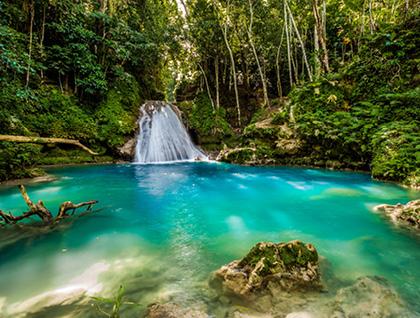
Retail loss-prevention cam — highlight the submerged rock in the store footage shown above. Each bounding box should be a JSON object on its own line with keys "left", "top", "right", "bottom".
{"left": 212, "top": 241, "right": 321, "bottom": 297}
{"left": 145, "top": 303, "right": 208, "bottom": 318}
{"left": 328, "top": 276, "right": 413, "bottom": 318}
{"left": 374, "top": 199, "right": 420, "bottom": 231}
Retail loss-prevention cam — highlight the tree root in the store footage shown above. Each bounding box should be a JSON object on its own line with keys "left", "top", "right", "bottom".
{"left": 0, "top": 185, "right": 98, "bottom": 226}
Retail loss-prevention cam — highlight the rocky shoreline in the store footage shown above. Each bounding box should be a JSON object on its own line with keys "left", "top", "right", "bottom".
{"left": 374, "top": 200, "right": 420, "bottom": 232}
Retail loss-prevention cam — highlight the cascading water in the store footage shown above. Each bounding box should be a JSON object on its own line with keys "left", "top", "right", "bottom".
{"left": 134, "top": 101, "right": 207, "bottom": 163}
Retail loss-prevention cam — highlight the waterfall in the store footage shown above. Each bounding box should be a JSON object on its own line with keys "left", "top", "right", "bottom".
{"left": 134, "top": 101, "right": 207, "bottom": 163}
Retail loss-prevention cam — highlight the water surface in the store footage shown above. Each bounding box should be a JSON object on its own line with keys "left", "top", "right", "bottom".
{"left": 0, "top": 163, "right": 419, "bottom": 316}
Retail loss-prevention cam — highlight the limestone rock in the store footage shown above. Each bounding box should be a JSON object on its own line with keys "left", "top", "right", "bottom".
{"left": 145, "top": 303, "right": 208, "bottom": 318}
{"left": 212, "top": 241, "right": 321, "bottom": 297}
{"left": 374, "top": 199, "right": 420, "bottom": 230}
{"left": 118, "top": 137, "right": 137, "bottom": 160}
{"left": 329, "top": 276, "right": 413, "bottom": 318}
{"left": 285, "top": 312, "right": 314, "bottom": 318}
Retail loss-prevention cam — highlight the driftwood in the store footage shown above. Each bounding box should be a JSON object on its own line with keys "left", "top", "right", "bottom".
{"left": 0, "top": 135, "right": 98, "bottom": 155}
{"left": 0, "top": 185, "right": 98, "bottom": 226}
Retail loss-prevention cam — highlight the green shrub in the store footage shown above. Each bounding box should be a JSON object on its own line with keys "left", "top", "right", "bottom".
{"left": 183, "top": 93, "right": 232, "bottom": 139}
{"left": 0, "top": 143, "right": 43, "bottom": 181}
{"left": 371, "top": 121, "right": 420, "bottom": 185}
{"left": 95, "top": 77, "right": 141, "bottom": 150}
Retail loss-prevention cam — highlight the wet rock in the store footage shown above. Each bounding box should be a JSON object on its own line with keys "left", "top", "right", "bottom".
{"left": 328, "top": 276, "right": 413, "bottom": 318}
{"left": 212, "top": 241, "right": 321, "bottom": 298}
{"left": 374, "top": 199, "right": 420, "bottom": 230}
{"left": 145, "top": 303, "right": 208, "bottom": 318}
{"left": 118, "top": 137, "right": 137, "bottom": 160}
{"left": 285, "top": 312, "right": 314, "bottom": 318}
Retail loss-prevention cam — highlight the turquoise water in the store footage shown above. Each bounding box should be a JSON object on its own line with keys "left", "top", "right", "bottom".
{"left": 0, "top": 163, "right": 419, "bottom": 316}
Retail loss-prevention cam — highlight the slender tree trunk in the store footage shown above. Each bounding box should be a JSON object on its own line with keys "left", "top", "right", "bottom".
{"left": 314, "top": 25, "right": 321, "bottom": 78}
{"left": 198, "top": 63, "right": 215, "bottom": 110}
{"left": 25, "top": 0, "right": 35, "bottom": 88}
{"left": 223, "top": 57, "right": 227, "bottom": 85}
{"left": 312, "top": 0, "right": 330, "bottom": 73}
{"left": 215, "top": 55, "right": 220, "bottom": 109}
{"left": 358, "top": 0, "right": 366, "bottom": 51}
{"left": 368, "top": 0, "right": 375, "bottom": 34}
{"left": 179, "top": 0, "right": 189, "bottom": 16}
{"left": 284, "top": 1, "right": 293, "bottom": 87}
{"left": 291, "top": 38, "right": 299, "bottom": 84}
{"left": 247, "top": 0, "right": 269, "bottom": 107}
{"left": 40, "top": 4, "right": 46, "bottom": 80}
{"left": 244, "top": 56, "right": 250, "bottom": 89}
{"left": 276, "top": 25, "right": 285, "bottom": 98}
{"left": 286, "top": 2, "right": 313, "bottom": 82}
{"left": 215, "top": 0, "right": 241, "bottom": 125}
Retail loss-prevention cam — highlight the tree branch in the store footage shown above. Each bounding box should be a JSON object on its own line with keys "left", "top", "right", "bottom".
{"left": 0, "top": 185, "right": 98, "bottom": 226}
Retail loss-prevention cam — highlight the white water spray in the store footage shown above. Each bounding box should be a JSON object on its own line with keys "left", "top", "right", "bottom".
{"left": 134, "top": 101, "right": 207, "bottom": 163}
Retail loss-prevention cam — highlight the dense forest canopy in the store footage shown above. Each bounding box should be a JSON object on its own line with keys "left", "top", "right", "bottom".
{"left": 0, "top": 0, "right": 419, "bottom": 186}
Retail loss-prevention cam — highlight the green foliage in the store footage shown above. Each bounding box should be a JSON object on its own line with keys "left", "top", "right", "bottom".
{"left": 95, "top": 77, "right": 140, "bottom": 150}
{"left": 181, "top": 93, "right": 232, "bottom": 140}
{"left": 0, "top": 143, "right": 43, "bottom": 181}
{"left": 91, "top": 285, "right": 137, "bottom": 318}
{"left": 0, "top": 26, "right": 30, "bottom": 78}
{"left": 286, "top": 17, "right": 420, "bottom": 184}
{"left": 271, "top": 110, "right": 288, "bottom": 125}
{"left": 371, "top": 122, "right": 420, "bottom": 184}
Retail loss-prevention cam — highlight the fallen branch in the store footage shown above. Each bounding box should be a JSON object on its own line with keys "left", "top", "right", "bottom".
{"left": 0, "top": 135, "right": 98, "bottom": 155}
{"left": 0, "top": 185, "right": 98, "bottom": 225}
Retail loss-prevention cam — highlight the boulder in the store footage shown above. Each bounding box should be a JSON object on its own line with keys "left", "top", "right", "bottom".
{"left": 212, "top": 241, "right": 321, "bottom": 297}
{"left": 328, "top": 276, "right": 413, "bottom": 318}
{"left": 374, "top": 199, "right": 420, "bottom": 230}
{"left": 118, "top": 137, "right": 137, "bottom": 160}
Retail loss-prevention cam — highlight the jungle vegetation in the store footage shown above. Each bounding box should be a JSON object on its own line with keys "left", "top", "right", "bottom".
{"left": 0, "top": 0, "right": 419, "bottom": 186}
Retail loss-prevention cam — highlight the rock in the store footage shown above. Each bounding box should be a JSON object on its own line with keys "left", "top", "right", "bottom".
{"left": 285, "top": 312, "right": 314, "bottom": 318}
{"left": 330, "top": 276, "right": 413, "bottom": 318}
{"left": 374, "top": 199, "right": 420, "bottom": 230}
{"left": 145, "top": 303, "right": 208, "bottom": 318}
{"left": 118, "top": 137, "right": 137, "bottom": 160}
{"left": 212, "top": 241, "right": 321, "bottom": 298}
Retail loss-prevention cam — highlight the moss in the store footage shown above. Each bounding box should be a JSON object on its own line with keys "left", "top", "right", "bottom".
{"left": 278, "top": 242, "right": 318, "bottom": 268}
{"left": 239, "top": 241, "right": 318, "bottom": 276}
{"left": 243, "top": 124, "right": 279, "bottom": 140}
{"left": 95, "top": 76, "right": 141, "bottom": 151}
{"left": 271, "top": 110, "right": 288, "bottom": 125}
{"left": 180, "top": 93, "right": 232, "bottom": 145}
{"left": 223, "top": 148, "right": 255, "bottom": 164}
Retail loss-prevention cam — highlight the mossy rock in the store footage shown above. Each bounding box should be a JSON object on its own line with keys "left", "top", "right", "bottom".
{"left": 213, "top": 240, "right": 321, "bottom": 297}
{"left": 240, "top": 241, "right": 318, "bottom": 271}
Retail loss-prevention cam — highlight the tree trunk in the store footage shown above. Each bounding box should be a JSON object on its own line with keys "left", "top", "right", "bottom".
{"left": 275, "top": 25, "right": 285, "bottom": 98}
{"left": 284, "top": 1, "right": 293, "bottom": 87}
{"left": 0, "top": 135, "right": 98, "bottom": 155}
{"left": 40, "top": 4, "right": 46, "bottom": 80}
{"left": 215, "top": 55, "right": 220, "bottom": 109}
{"left": 215, "top": 0, "right": 241, "bottom": 125}
{"left": 25, "top": 0, "right": 35, "bottom": 88}
{"left": 286, "top": 2, "right": 313, "bottom": 82}
{"left": 312, "top": 0, "right": 330, "bottom": 73}
{"left": 368, "top": 0, "right": 375, "bottom": 34}
{"left": 198, "top": 63, "right": 215, "bottom": 110}
{"left": 247, "top": 0, "right": 269, "bottom": 107}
